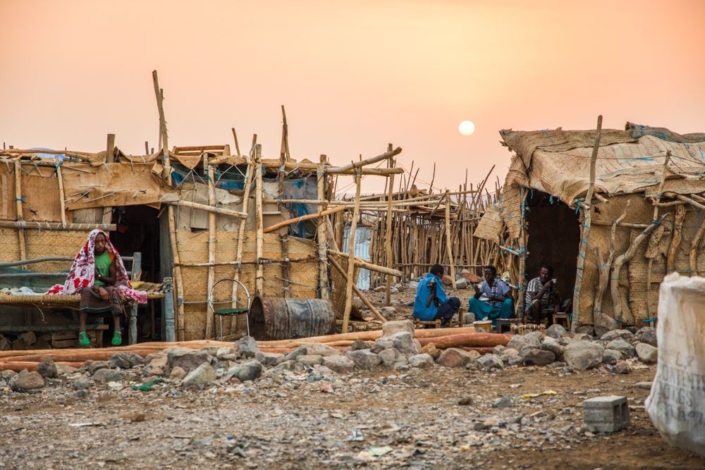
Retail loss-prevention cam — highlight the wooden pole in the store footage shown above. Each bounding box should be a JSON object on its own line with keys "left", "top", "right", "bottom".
{"left": 205, "top": 155, "right": 217, "bottom": 339}
{"left": 317, "top": 155, "right": 330, "bottom": 299}
{"left": 571, "top": 115, "right": 602, "bottom": 332}
{"left": 13, "top": 160, "right": 27, "bottom": 264}
{"left": 326, "top": 147, "right": 402, "bottom": 174}
{"left": 55, "top": 159, "right": 67, "bottom": 226}
{"left": 153, "top": 70, "right": 186, "bottom": 341}
{"left": 280, "top": 234, "right": 291, "bottom": 298}
{"left": 231, "top": 128, "right": 241, "bottom": 157}
{"left": 646, "top": 151, "right": 671, "bottom": 319}
{"left": 329, "top": 255, "right": 386, "bottom": 323}
{"left": 342, "top": 171, "right": 362, "bottom": 334}
{"left": 159, "top": 198, "right": 247, "bottom": 219}
{"left": 255, "top": 144, "right": 265, "bottom": 297}
{"left": 328, "top": 250, "right": 403, "bottom": 277}
{"left": 263, "top": 205, "right": 347, "bottom": 233}
{"left": 229, "top": 153, "right": 253, "bottom": 335}
{"left": 444, "top": 190, "right": 457, "bottom": 289}
{"left": 145, "top": 141, "right": 150, "bottom": 155}
{"left": 101, "top": 133, "right": 115, "bottom": 226}
{"left": 385, "top": 145, "right": 396, "bottom": 306}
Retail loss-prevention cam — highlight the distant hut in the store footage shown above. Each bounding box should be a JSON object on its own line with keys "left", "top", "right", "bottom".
{"left": 476, "top": 122, "right": 705, "bottom": 333}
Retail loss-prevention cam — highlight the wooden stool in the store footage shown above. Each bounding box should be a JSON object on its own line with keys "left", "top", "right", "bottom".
{"left": 553, "top": 313, "right": 570, "bottom": 330}
{"left": 414, "top": 319, "right": 441, "bottom": 329}
{"left": 496, "top": 318, "right": 521, "bottom": 334}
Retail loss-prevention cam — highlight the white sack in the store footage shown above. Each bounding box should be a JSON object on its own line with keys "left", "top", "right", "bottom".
{"left": 645, "top": 272, "right": 705, "bottom": 456}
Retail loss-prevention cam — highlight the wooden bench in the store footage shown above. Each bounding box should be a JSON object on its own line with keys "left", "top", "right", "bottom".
{"left": 0, "top": 253, "right": 165, "bottom": 345}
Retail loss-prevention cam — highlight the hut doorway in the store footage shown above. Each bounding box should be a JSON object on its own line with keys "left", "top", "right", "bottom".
{"left": 525, "top": 191, "right": 580, "bottom": 307}
{"left": 110, "top": 205, "right": 162, "bottom": 341}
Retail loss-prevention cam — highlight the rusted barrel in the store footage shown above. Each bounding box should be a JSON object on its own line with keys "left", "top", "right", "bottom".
{"left": 249, "top": 297, "right": 336, "bottom": 340}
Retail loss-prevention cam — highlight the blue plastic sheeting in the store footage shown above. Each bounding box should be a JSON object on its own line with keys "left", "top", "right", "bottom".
{"left": 280, "top": 176, "right": 319, "bottom": 239}
{"left": 171, "top": 162, "right": 249, "bottom": 191}
{"left": 342, "top": 226, "right": 373, "bottom": 290}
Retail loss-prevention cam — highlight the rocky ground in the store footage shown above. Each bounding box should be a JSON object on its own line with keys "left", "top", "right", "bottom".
{"left": 2, "top": 317, "right": 705, "bottom": 470}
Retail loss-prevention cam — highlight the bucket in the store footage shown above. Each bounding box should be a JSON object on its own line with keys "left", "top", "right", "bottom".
{"left": 249, "top": 296, "right": 336, "bottom": 340}
{"left": 473, "top": 320, "right": 492, "bottom": 333}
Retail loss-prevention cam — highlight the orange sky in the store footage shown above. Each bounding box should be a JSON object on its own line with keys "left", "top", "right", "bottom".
{"left": 1, "top": 0, "right": 704, "bottom": 194}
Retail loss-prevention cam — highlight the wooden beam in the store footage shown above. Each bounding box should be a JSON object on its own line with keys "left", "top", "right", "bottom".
{"left": 205, "top": 155, "right": 217, "bottom": 339}
{"left": 263, "top": 204, "right": 348, "bottom": 234}
{"left": 326, "top": 147, "right": 402, "bottom": 174}
{"left": 14, "top": 160, "right": 27, "bottom": 265}
{"left": 342, "top": 173, "right": 362, "bottom": 333}
{"left": 329, "top": 250, "right": 403, "bottom": 277}
{"left": 444, "top": 190, "right": 457, "bottom": 289}
{"left": 317, "top": 155, "right": 330, "bottom": 300}
{"left": 329, "top": 255, "right": 386, "bottom": 323}
{"left": 229, "top": 154, "right": 253, "bottom": 336}
{"left": 255, "top": 144, "right": 265, "bottom": 297}
{"left": 159, "top": 197, "right": 246, "bottom": 219}
{"left": 385, "top": 148, "right": 396, "bottom": 306}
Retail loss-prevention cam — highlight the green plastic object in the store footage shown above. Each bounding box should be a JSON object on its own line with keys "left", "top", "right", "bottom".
{"left": 132, "top": 378, "right": 165, "bottom": 391}
{"left": 214, "top": 308, "right": 248, "bottom": 316}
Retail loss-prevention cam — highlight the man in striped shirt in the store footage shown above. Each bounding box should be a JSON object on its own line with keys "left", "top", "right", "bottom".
{"left": 525, "top": 265, "right": 560, "bottom": 324}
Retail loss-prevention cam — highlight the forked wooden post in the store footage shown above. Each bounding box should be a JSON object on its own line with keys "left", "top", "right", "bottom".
{"left": 317, "top": 155, "right": 330, "bottom": 299}
{"left": 342, "top": 171, "right": 362, "bottom": 333}
{"left": 572, "top": 115, "right": 602, "bottom": 332}
{"left": 152, "top": 69, "right": 186, "bottom": 340}
{"left": 205, "top": 155, "right": 217, "bottom": 339}
{"left": 255, "top": 144, "right": 265, "bottom": 297}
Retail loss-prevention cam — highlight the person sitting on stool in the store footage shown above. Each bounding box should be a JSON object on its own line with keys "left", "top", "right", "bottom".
{"left": 468, "top": 265, "right": 514, "bottom": 327}
{"left": 413, "top": 264, "right": 461, "bottom": 327}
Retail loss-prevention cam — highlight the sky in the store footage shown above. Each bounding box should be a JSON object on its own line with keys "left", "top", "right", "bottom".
{"left": 1, "top": 0, "right": 704, "bottom": 194}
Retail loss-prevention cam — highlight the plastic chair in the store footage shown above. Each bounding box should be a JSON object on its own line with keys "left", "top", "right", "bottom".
{"left": 208, "top": 278, "right": 251, "bottom": 340}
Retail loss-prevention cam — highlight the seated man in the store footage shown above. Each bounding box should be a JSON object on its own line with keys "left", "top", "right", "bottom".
{"left": 525, "top": 264, "right": 560, "bottom": 325}
{"left": 413, "top": 264, "right": 461, "bottom": 327}
{"left": 48, "top": 229, "right": 148, "bottom": 347}
{"left": 468, "top": 265, "right": 514, "bottom": 326}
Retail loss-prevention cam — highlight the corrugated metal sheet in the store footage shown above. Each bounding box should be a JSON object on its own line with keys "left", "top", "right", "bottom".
{"left": 342, "top": 226, "right": 372, "bottom": 290}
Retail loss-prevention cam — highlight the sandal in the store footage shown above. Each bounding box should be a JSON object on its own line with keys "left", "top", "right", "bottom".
{"left": 111, "top": 330, "right": 122, "bottom": 346}
{"left": 78, "top": 331, "right": 90, "bottom": 347}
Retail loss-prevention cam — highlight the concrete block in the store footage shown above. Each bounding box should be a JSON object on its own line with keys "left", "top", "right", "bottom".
{"left": 583, "top": 395, "right": 630, "bottom": 433}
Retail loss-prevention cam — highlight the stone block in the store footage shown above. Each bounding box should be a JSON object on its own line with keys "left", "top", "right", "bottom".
{"left": 583, "top": 395, "right": 629, "bottom": 433}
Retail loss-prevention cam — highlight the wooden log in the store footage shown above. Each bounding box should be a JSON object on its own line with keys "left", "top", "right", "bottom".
{"left": 326, "top": 147, "right": 402, "bottom": 174}
{"left": 263, "top": 205, "right": 347, "bottom": 234}
{"left": 317, "top": 155, "right": 330, "bottom": 299}
{"left": 329, "top": 254, "right": 386, "bottom": 323}
{"left": 666, "top": 204, "right": 686, "bottom": 274}
{"left": 159, "top": 197, "right": 247, "bottom": 219}
{"left": 205, "top": 156, "right": 217, "bottom": 339}
{"left": 444, "top": 190, "right": 457, "bottom": 289}
{"left": 0, "top": 220, "right": 115, "bottom": 231}
{"left": 153, "top": 70, "right": 186, "bottom": 341}
{"left": 230, "top": 154, "right": 253, "bottom": 335}
{"left": 593, "top": 201, "right": 629, "bottom": 324}
{"left": 55, "top": 161, "right": 68, "bottom": 226}
{"left": 610, "top": 213, "right": 671, "bottom": 323}
{"left": 341, "top": 173, "right": 362, "bottom": 333}
{"left": 328, "top": 250, "right": 403, "bottom": 277}
{"left": 255, "top": 145, "right": 265, "bottom": 297}
{"left": 572, "top": 115, "right": 602, "bottom": 332}
{"left": 416, "top": 333, "right": 511, "bottom": 349}
{"left": 14, "top": 160, "right": 28, "bottom": 265}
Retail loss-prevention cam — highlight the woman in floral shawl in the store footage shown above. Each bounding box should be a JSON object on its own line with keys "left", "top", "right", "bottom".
{"left": 48, "top": 229, "right": 147, "bottom": 347}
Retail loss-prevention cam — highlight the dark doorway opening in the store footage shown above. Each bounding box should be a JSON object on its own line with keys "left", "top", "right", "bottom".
{"left": 110, "top": 205, "right": 162, "bottom": 342}
{"left": 525, "top": 191, "right": 580, "bottom": 307}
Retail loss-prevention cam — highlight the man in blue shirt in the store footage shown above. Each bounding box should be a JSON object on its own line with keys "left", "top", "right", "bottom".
{"left": 468, "top": 265, "right": 514, "bottom": 326}
{"left": 413, "top": 264, "right": 461, "bottom": 327}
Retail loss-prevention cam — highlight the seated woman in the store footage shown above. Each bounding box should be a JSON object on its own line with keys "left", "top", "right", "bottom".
{"left": 48, "top": 229, "right": 147, "bottom": 347}
{"left": 468, "top": 265, "right": 514, "bottom": 326}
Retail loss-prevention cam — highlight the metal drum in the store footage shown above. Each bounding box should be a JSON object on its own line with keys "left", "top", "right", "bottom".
{"left": 249, "top": 296, "right": 336, "bottom": 340}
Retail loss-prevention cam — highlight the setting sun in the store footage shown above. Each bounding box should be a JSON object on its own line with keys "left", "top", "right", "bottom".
{"left": 459, "top": 120, "right": 475, "bottom": 136}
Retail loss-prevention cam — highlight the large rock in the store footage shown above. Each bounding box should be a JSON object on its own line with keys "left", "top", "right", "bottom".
{"left": 606, "top": 338, "right": 636, "bottom": 358}
{"left": 540, "top": 336, "right": 563, "bottom": 358}
{"left": 285, "top": 346, "right": 309, "bottom": 362}
{"left": 420, "top": 343, "right": 441, "bottom": 360}
{"left": 521, "top": 348, "right": 556, "bottom": 366}
{"left": 476, "top": 354, "right": 504, "bottom": 370}
{"left": 144, "top": 354, "right": 168, "bottom": 376}
{"left": 600, "top": 329, "right": 634, "bottom": 342}
{"left": 167, "top": 348, "right": 213, "bottom": 374}
{"left": 227, "top": 360, "right": 263, "bottom": 382}
{"left": 12, "top": 371, "right": 45, "bottom": 392}
{"left": 615, "top": 361, "right": 632, "bottom": 374}
{"left": 374, "top": 332, "right": 419, "bottom": 356}
{"left": 378, "top": 348, "right": 407, "bottom": 368}
{"left": 109, "top": 352, "right": 145, "bottom": 369}
{"left": 297, "top": 355, "right": 323, "bottom": 367}
{"left": 234, "top": 336, "right": 261, "bottom": 358}
{"left": 182, "top": 363, "right": 216, "bottom": 387}
{"left": 507, "top": 334, "right": 540, "bottom": 354}
{"left": 36, "top": 359, "right": 58, "bottom": 379}
{"left": 73, "top": 376, "right": 91, "bottom": 391}
{"left": 349, "top": 340, "right": 372, "bottom": 351}
{"left": 305, "top": 344, "right": 341, "bottom": 357}
{"left": 545, "top": 324, "right": 567, "bottom": 340}
{"left": 381, "top": 320, "right": 415, "bottom": 337}
{"left": 602, "top": 349, "right": 622, "bottom": 365}
{"left": 379, "top": 307, "right": 397, "bottom": 319}
{"left": 345, "top": 350, "right": 382, "bottom": 370}
{"left": 408, "top": 353, "right": 435, "bottom": 368}
{"left": 636, "top": 342, "right": 658, "bottom": 364}
{"left": 436, "top": 348, "right": 474, "bottom": 368}
{"left": 259, "top": 352, "right": 285, "bottom": 367}
{"left": 594, "top": 314, "right": 619, "bottom": 337}
{"left": 563, "top": 341, "right": 604, "bottom": 370}
{"left": 216, "top": 348, "right": 238, "bottom": 361}
{"left": 635, "top": 327, "right": 657, "bottom": 347}
{"left": 86, "top": 361, "right": 109, "bottom": 375}
{"left": 321, "top": 355, "right": 355, "bottom": 374}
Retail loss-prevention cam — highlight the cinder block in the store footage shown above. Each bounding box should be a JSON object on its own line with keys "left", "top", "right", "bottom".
{"left": 583, "top": 395, "right": 630, "bottom": 433}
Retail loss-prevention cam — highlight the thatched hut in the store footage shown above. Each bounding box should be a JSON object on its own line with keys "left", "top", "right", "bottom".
{"left": 476, "top": 122, "right": 705, "bottom": 333}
